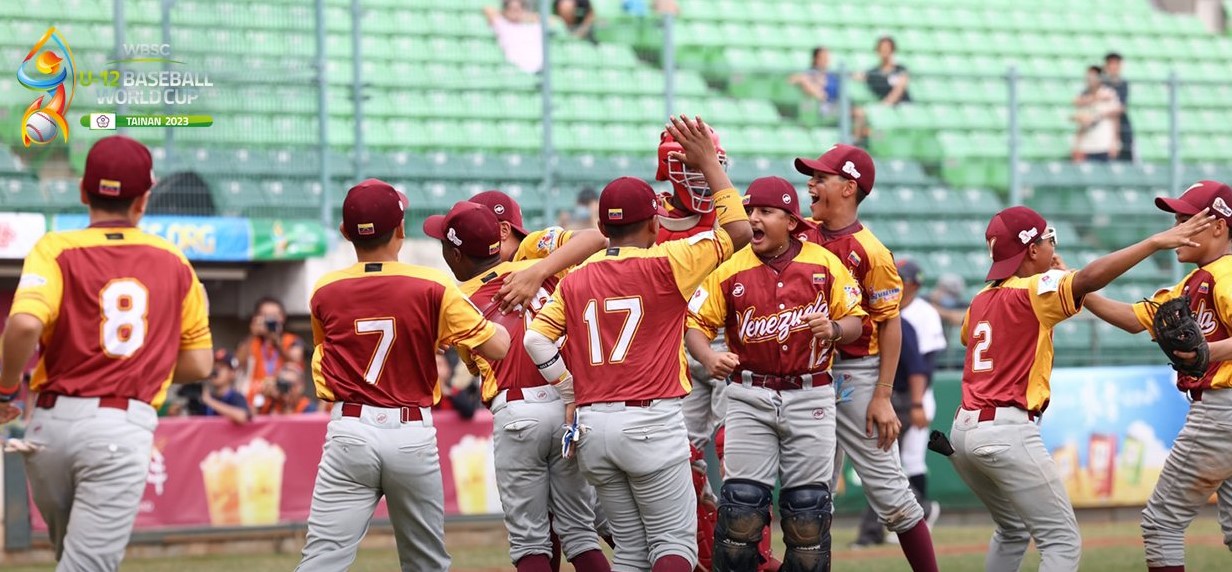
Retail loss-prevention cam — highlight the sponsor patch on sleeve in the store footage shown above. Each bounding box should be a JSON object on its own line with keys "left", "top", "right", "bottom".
{"left": 16, "top": 274, "right": 47, "bottom": 289}
{"left": 1037, "top": 269, "right": 1067, "bottom": 295}
{"left": 688, "top": 287, "right": 709, "bottom": 313}
{"left": 870, "top": 287, "right": 901, "bottom": 304}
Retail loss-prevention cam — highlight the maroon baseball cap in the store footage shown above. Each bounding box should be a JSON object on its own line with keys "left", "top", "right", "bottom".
{"left": 423, "top": 201, "right": 502, "bottom": 258}
{"left": 743, "top": 176, "right": 814, "bottom": 230}
{"left": 984, "top": 206, "right": 1049, "bottom": 282}
{"left": 341, "top": 179, "right": 409, "bottom": 240}
{"left": 598, "top": 177, "right": 667, "bottom": 226}
{"left": 469, "top": 190, "right": 529, "bottom": 237}
{"left": 1156, "top": 180, "right": 1232, "bottom": 223}
{"left": 82, "top": 135, "right": 154, "bottom": 199}
{"left": 794, "top": 144, "right": 876, "bottom": 195}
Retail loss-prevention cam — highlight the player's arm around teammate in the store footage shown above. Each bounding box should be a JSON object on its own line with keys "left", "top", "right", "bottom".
{"left": 1078, "top": 182, "right": 1232, "bottom": 572}
{"left": 428, "top": 201, "right": 612, "bottom": 572}
{"left": 298, "top": 180, "right": 508, "bottom": 572}
{"left": 685, "top": 176, "right": 866, "bottom": 572}
{"left": 0, "top": 136, "right": 213, "bottom": 572}
{"left": 948, "top": 205, "right": 1209, "bottom": 572}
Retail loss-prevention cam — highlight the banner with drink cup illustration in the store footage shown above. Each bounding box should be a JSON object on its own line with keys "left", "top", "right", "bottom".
{"left": 28, "top": 410, "right": 502, "bottom": 532}
{"left": 1039, "top": 365, "right": 1193, "bottom": 507}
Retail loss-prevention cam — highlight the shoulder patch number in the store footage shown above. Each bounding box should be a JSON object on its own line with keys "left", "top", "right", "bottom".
{"left": 100, "top": 279, "right": 149, "bottom": 358}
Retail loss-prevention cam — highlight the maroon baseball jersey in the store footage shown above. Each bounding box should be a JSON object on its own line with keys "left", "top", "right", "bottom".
{"left": 960, "top": 269, "right": 1081, "bottom": 414}
{"left": 457, "top": 260, "right": 562, "bottom": 403}
{"left": 688, "top": 241, "right": 867, "bottom": 377}
{"left": 10, "top": 224, "right": 212, "bottom": 408}
{"left": 310, "top": 261, "right": 498, "bottom": 408}
{"left": 804, "top": 221, "right": 903, "bottom": 359}
{"left": 529, "top": 229, "right": 735, "bottom": 405}
{"left": 1132, "top": 255, "right": 1232, "bottom": 392}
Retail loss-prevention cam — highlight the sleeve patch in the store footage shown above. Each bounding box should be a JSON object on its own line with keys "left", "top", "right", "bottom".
{"left": 537, "top": 227, "right": 563, "bottom": 252}
{"left": 844, "top": 285, "right": 862, "bottom": 309}
{"left": 17, "top": 274, "right": 47, "bottom": 288}
{"left": 1037, "top": 269, "right": 1067, "bottom": 295}
{"left": 870, "top": 287, "right": 901, "bottom": 304}
{"left": 688, "top": 287, "right": 709, "bottom": 313}
{"left": 687, "top": 230, "right": 716, "bottom": 245}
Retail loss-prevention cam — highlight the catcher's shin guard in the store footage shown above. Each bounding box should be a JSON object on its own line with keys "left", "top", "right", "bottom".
{"left": 779, "top": 485, "right": 832, "bottom": 572}
{"left": 713, "top": 480, "right": 772, "bottom": 572}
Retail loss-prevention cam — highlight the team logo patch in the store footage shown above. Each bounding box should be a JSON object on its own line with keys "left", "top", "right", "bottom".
{"left": 1215, "top": 198, "right": 1232, "bottom": 218}
{"left": 812, "top": 408, "right": 826, "bottom": 419}
{"left": 847, "top": 251, "right": 862, "bottom": 267}
{"left": 782, "top": 193, "right": 793, "bottom": 204}
{"left": 536, "top": 227, "right": 561, "bottom": 252}
{"left": 375, "top": 413, "right": 388, "bottom": 424}
{"left": 842, "top": 160, "right": 861, "bottom": 179}
{"left": 1200, "top": 282, "right": 1210, "bottom": 294}
{"left": 493, "top": 204, "right": 506, "bottom": 215}
{"left": 732, "top": 283, "right": 745, "bottom": 297}
{"left": 1196, "top": 299, "right": 1218, "bottom": 336}
{"left": 357, "top": 222, "right": 375, "bottom": 236}
{"left": 98, "top": 178, "right": 122, "bottom": 197}
{"left": 1018, "top": 227, "right": 1039, "bottom": 244}
{"left": 446, "top": 227, "right": 463, "bottom": 246}
{"left": 488, "top": 242, "right": 500, "bottom": 255}
{"left": 845, "top": 285, "right": 862, "bottom": 307}
{"left": 607, "top": 208, "right": 624, "bottom": 221}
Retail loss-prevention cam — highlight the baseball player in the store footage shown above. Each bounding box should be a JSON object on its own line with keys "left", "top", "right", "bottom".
{"left": 0, "top": 136, "right": 214, "bottom": 572}
{"left": 685, "top": 176, "right": 867, "bottom": 571}
{"left": 657, "top": 122, "right": 773, "bottom": 571}
{"left": 1080, "top": 181, "right": 1232, "bottom": 572}
{"left": 427, "top": 201, "right": 611, "bottom": 572}
{"left": 298, "top": 179, "right": 511, "bottom": 572}
{"left": 950, "top": 205, "right": 1208, "bottom": 572}
{"left": 795, "top": 144, "right": 938, "bottom": 570}
{"left": 524, "top": 115, "right": 752, "bottom": 572}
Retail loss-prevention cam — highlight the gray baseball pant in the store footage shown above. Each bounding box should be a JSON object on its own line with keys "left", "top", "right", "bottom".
{"left": 490, "top": 386, "right": 604, "bottom": 563}
{"left": 1142, "top": 388, "right": 1232, "bottom": 568}
{"left": 950, "top": 406, "right": 1080, "bottom": 572}
{"left": 576, "top": 398, "right": 698, "bottom": 571}
{"left": 297, "top": 405, "right": 449, "bottom": 572}
{"left": 24, "top": 396, "right": 157, "bottom": 572}
{"left": 724, "top": 381, "right": 836, "bottom": 489}
{"left": 831, "top": 356, "right": 925, "bottom": 533}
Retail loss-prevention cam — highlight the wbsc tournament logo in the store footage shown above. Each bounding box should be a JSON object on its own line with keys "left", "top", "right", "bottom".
{"left": 17, "top": 27, "right": 76, "bottom": 147}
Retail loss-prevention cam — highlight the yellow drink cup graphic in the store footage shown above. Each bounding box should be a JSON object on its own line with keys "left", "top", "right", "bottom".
{"left": 450, "top": 435, "right": 495, "bottom": 514}
{"left": 199, "top": 449, "right": 241, "bottom": 526}
{"left": 236, "top": 438, "right": 287, "bottom": 526}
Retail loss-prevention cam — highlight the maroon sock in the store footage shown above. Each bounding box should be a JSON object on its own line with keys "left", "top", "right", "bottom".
{"left": 570, "top": 549, "right": 612, "bottom": 572}
{"left": 549, "top": 530, "right": 562, "bottom": 572}
{"left": 1149, "top": 567, "right": 1185, "bottom": 572}
{"left": 896, "top": 520, "right": 939, "bottom": 572}
{"left": 517, "top": 554, "right": 553, "bottom": 572}
{"left": 650, "top": 554, "right": 693, "bottom": 572}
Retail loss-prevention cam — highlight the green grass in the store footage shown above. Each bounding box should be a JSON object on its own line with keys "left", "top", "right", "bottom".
{"left": 6, "top": 517, "right": 1228, "bottom": 571}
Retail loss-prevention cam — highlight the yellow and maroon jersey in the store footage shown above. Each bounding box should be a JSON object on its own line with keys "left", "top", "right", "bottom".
{"left": 529, "top": 228, "right": 736, "bottom": 405}
{"left": 960, "top": 269, "right": 1082, "bottom": 414}
{"left": 804, "top": 221, "right": 902, "bottom": 359}
{"left": 1131, "top": 255, "right": 1232, "bottom": 392}
{"left": 657, "top": 194, "right": 718, "bottom": 243}
{"left": 457, "top": 260, "right": 562, "bottom": 404}
{"left": 514, "top": 226, "right": 574, "bottom": 262}
{"left": 10, "top": 224, "right": 212, "bottom": 408}
{"left": 310, "top": 261, "right": 498, "bottom": 408}
{"left": 688, "top": 241, "right": 867, "bottom": 377}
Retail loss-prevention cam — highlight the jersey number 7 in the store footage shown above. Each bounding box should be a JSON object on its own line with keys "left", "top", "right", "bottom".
{"left": 355, "top": 317, "right": 396, "bottom": 384}
{"left": 581, "top": 297, "right": 644, "bottom": 365}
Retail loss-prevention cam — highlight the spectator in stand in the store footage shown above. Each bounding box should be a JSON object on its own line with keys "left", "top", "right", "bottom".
{"left": 236, "top": 296, "right": 305, "bottom": 410}
{"left": 852, "top": 36, "right": 911, "bottom": 146}
{"left": 1071, "top": 65, "right": 1123, "bottom": 163}
{"left": 256, "top": 363, "right": 317, "bottom": 415}
{"left": 789, "top": 46, "right": 842, "bottom": 120}
{"left": 555, "top": 0, "right": 597, "bottom": 43}
{"left": 928, "top": 272, "right": 968, "bottom": 337}
{"left": 571, "top": 186, "right": 599, "bottom": 229}
{"left": 1103, "top": 52, "right": 1132, "bottom": 161}
{"left": 200, "top": 349, "right": 251, "bottom": 425}
{"left": 484, "top": 0, "right": 544, "bottom": 74}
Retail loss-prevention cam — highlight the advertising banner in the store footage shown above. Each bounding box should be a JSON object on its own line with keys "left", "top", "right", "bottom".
{"left": 53, "top": 214, "right": 252, "bottom": 261}
{"left": 0, "top": 212, "right": 46, "bottom": 259}
{"left": 249, "top": 219, "right": 328, "bottom": 261}
{"left": 30, "top": 411, "right": 500, "bottom": 532}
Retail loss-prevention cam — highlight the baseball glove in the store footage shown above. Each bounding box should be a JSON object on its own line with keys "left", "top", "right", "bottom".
{"left": 1146, "top": 296, "right": 1210, "bottom": 378}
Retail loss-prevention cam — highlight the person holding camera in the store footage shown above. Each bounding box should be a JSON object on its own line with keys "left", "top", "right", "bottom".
{"left": 196, "top": 349, "right": 251, "bottom": 424}
{"left": 236, "top": 297, "right": 305, "bottom": 410}
{"left": 256, "top": 363, "right": 316, "bottom": 415}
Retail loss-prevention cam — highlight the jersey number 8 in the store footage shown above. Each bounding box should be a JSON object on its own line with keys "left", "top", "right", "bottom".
{"left": 100, "top": 279, "right": 149, "bottom": 358}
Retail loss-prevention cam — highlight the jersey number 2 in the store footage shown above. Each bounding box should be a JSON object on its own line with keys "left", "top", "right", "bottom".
{"left": 356, "top": 318, "right": 395, "bottom": 384}
{"left": 100, "top": 279, "right": 149, "bottom": 358}
{"left": 582, "top": 297, "right": 643, "bottom": 365}
{"left": 971, "top": 322, "right": 993, "bottom": 372}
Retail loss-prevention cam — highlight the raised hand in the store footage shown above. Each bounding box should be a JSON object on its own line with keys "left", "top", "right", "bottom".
{"left": 1150, "top": 208, "right": 1215, "bottom": 250}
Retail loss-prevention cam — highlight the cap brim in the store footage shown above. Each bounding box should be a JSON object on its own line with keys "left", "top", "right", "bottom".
{"left": 794, "top": 157, "right": 836, "bottom": 177}
{"left": 1155, "top": 196, "right": 1200, "bottom": 216}
{"left": 422, "top": 214, "right": 447, "bottom": 240}
{"left": 985, "top": 248, "right": 1030, "bottom": 282}
{"left": 509, "top": 222, "right": 530, "bottom": 238}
